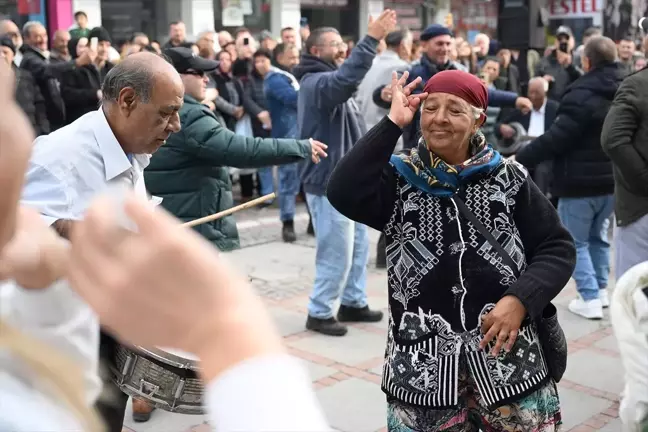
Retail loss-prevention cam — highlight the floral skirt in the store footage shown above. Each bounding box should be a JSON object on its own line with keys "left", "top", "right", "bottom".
{"left": 387, "top": 359, "right": 562, "bottom": 432}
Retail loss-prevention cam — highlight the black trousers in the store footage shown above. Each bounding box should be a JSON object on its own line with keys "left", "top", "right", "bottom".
{"left": 95, "top": 331, "right": 129, "bottom": 432}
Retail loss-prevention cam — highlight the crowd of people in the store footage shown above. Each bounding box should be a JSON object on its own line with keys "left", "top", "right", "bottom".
{"left": 1, "top": 5, "right": 648, "bottom": 432}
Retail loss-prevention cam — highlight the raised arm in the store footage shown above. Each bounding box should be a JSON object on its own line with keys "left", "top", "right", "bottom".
{"left": 184, "top": 107, "right": 312, "bottom": 168}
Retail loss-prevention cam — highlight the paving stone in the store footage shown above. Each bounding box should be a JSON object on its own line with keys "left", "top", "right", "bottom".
{"left": 122, "top": 397, "right": 206, "bottom": 432}
{"left": 594, "top": 335, "right": 620, "bottom": 352}
{"left": 288, "top": 327, "right": 387, "bottom": 366}
{"left": 563, "top": 350, "right": 625, "bottom": 395}
{"left": 268, "top": 306, "right": 308, "bottom": 336}
{"left": 557, "top": 304, "right": 611, "bottom": 341}
{"left": 302, "top": 359, "right": 338, "bottom": 381}
{"left": 557, "top": 387, "right": 612, "bottom": 431}
{"left": 317, "top": 378, "right": 387, "bottom": 432}
{"left": 598, "top": 418, "right": 624, "bottom": 431}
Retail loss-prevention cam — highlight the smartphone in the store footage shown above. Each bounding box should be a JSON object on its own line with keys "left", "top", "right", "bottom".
{"left": 90, "top": 37, "right": 98, "bottom": 51}
{"left": 243, "top": 37, "right": 249, "bottom": 45}
{"left": 559, "top": 41, "right": 568, "bottom": 52}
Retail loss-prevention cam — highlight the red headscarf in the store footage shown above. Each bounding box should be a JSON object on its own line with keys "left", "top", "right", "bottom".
{"left": 422, "top": 70, "right": 489, "bottom": 122}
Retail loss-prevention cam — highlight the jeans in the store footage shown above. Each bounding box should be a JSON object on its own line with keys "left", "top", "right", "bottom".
{"left": 257, "top": 166, "right": 275, "bottom": 197}
{"left": 278, "top": 163, "right": 300, "bottom": 221}
{"left": 614, "top": 212, "right": 648, "bottom": 279}
{"left": 557, "top": 196, "right": 614, "bottom": 301}
{"left": 306, "top": 193, "right": 369, "bottom": 319}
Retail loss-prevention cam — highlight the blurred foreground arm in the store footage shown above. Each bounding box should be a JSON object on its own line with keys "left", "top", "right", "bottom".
{"left": 68, "top": 193, "right": 330, "bottom": 431}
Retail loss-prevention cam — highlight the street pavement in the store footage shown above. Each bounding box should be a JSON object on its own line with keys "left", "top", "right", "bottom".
{"left": 122, "top": 203, "right": 623, "bottom": 432}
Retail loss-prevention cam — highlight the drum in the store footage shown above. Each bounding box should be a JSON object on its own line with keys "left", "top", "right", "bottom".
{"left": 112, "top": 344, "right": 204, "bottom": 414}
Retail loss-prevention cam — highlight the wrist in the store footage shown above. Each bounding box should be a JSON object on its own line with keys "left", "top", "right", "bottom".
{"left": 387, "top": 114, "right": 406, "bottom": 129}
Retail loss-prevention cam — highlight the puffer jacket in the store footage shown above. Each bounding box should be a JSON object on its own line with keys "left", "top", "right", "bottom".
{"left": 517, "top": 62, "right": 623, "bottom": 198}
{"left": 144, "top": 95, "right": 312, "bottom": 251}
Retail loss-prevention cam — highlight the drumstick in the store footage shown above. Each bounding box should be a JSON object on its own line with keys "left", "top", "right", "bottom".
{"left": 182, "top": 193, "right": 276, "bottom": 227}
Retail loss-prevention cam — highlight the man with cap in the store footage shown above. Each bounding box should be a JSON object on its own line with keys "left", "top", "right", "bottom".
{"left": 0, "top": 35, "right": 48, "bottom": 135}
{"left": 535, "top": 25, "right": 583, "bottom": 101}
{"left": 373, "top": 23, "right": 532, "bottom": 150}
{"left": 145, "top": 47, "right": 327, "bottom": 254}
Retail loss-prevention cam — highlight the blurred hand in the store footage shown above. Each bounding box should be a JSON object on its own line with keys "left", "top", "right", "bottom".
{"left": 309, "top": 139, "right": 328, "bottom": 164}
{"left": 380, "top": 85, "right": 393, "bottom": 102}
{"left": 556, "top": 50, "right": 572, "bottom": 66}
{"left": 499, "top": 124, "right": 515, "bottom": 139}
{"left": 258, "top": 110, "right": 272, "bottom": 129}
{"left": 480, "top": 295, "right": 527, "bottom": 356}
{"left": 204, "top": 100, "right": 216, "bottom": 111}
{"left": 67, "top": 194, "right": 285, "bottom": 382}
{"left": 0, "top": 207, "right": 69, "bottom": 289}
{"left": 387, "top": 71, "right": 428, "bottom": 128}
{"left": 234, "top": 106, "right": 245, "bottom": 120}
{"left": 0, "top": 61, "right": 34, "bottom": 249}
{"left": 515, "top": 97, "right": 532, "bottom": 114}
{"left": 75, "top": 49, "right": 96, "bottom": 67}
{"left": 367, "top": 9, "right": 398, "bottom": 41}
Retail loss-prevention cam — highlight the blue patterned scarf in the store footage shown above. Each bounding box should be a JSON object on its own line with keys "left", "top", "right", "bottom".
{"left": 390, "top": 130, "right": 503, "bottom": 197}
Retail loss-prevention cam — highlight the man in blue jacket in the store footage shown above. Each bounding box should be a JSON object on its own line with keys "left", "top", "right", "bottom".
{"left": 293, "top": 11, "right": 397, "bottom": 336}
{"left": 264, "top": 42, "right": 302, "bottom": 242}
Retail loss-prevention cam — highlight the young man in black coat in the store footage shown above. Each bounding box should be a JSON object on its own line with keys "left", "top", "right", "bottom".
{"left": 515, "top": 37, "right": 621, "bottom": 321}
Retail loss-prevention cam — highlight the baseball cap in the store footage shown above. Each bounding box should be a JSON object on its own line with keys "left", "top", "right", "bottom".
{"left": 164, "top": 47, "right": 219, "bottom": 74}
{"left": 556, "top": 26, "right": 572, "bottom": 38}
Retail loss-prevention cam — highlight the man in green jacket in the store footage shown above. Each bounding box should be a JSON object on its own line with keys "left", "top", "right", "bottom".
{"left": 146, "top": 47, "right": 327, "bottom": 252}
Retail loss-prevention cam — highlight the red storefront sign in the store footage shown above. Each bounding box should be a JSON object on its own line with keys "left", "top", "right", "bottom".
{"left": 17, "top": 0, "right": 41, "bottom": 15}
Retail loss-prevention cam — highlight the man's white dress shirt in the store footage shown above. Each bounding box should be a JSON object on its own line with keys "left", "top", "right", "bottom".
{"left": 1, "top": 109, "right": 329, "bottom": 431}
{"left": 527, "top": 99, "right": 547, "bottom": 138}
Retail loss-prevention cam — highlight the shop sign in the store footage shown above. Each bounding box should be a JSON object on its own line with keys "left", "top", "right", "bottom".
{"left": 301, "top": 0, "right": 349, "bottom": 7}
{"left": 17, "top": 0, "right": 40, "bottom": 14}
{"left": 548, "top": 0, "right": 602, "bottom": 19}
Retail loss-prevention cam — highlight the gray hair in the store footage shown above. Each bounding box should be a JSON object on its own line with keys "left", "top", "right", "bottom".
{"left": 584, "top": 36, "right": 618, "bottom": 69}
{"left": 22, "top": 21, "right": 43, "bottom": 38}
{"left": 102, "top": 61, "right": 155, "bottom": 103}
{"left": 529, "top": 76, "right": 549, "bottom": 92}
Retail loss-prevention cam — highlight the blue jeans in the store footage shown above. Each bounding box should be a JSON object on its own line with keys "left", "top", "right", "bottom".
{"left": 257, "top": 167, "right": 275, "bottom": 197}
{"left": 306, "top": 193, "right": 369, "bottom": 319}
{"left": 278, "top": 163, "right": 299, "bottom": 222}
{"left": 557, "top": 196, "right": 614, "bottom": 301}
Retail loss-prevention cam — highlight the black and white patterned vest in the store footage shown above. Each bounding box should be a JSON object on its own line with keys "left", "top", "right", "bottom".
{"left": 381, "top": 161, "right": 550, "bottom": 410}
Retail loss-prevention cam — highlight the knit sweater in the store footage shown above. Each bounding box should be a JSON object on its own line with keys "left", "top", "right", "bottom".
{"left": 327, "top": 117, "right": 576, "bottom": 409}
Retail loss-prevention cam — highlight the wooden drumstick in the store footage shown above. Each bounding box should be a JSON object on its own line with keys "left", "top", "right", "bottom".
{"left": 182, "top": 193, "right": 276, "bottom": 228}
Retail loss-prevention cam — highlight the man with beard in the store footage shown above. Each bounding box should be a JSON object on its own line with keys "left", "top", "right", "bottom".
{"left": 264, "top": 42, "right": 302, "bottom": 242}
{"left": 294, "top": 10, "right": 397, "bottom": 336}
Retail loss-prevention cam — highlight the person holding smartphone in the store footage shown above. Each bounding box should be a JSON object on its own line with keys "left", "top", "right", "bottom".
{"left": 535, "top": 26, "right": 583, "bottom": 101}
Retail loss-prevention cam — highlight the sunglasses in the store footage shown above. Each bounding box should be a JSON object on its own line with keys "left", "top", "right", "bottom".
{"left": 183, "top": 69, "right": 206, "bottom": 77}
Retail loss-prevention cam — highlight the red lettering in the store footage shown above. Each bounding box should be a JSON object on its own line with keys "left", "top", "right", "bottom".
{"left": 560, "top": 0, "right": 570, "bottom": 14}
{"left": 581, "top": 0, "right": 591, "bottom": 13}
{"left": 591, "top": 0, "right": 598, "bottom": 12}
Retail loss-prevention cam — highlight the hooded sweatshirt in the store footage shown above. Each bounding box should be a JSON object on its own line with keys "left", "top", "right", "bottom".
{"left": 293, "top": 35, "right": 378, "bottom": 196}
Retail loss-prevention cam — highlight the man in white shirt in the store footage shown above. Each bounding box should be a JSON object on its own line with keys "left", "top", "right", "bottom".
{"left": 20, "top": 51, "right": 183, "bottom": 432}
{"left": 495, "top": 77, "right": 559, "bottom": 198}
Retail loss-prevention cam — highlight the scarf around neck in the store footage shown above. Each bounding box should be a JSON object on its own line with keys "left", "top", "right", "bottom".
{"left": 390, "top": 130, "right": 502, "bottom": 197}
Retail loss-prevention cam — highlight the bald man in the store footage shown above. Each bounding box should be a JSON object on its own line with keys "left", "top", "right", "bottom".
{"left": 517, "top": 36, "right": 622, "bottom": 320}
{"left": 50, "top": 30, "right": 70, "bottom": 62}
{"left": 21, "top": 52, "right": 183, "bottom": 431}
{"left": 0, "top": 19, "right": 22, "bottom": 65}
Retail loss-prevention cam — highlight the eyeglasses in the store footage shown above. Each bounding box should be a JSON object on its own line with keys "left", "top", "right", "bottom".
{"left": 182, "top": 69, "right": 206, "bottom": 77}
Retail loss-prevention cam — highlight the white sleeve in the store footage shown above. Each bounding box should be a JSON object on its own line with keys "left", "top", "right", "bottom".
{"left": 205, "top": 354, "right": 331, "bottom": 432}
{"left": 0, "top": 278, "right": 101, "bottom": 405}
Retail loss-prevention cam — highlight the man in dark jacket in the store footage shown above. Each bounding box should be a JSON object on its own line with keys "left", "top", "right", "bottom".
{"left": 0, "top": 35, "right": 49, "bottom": 135}
{"left": 294, "top": 11, "right": 397, "bottom": 336}
{"left": 535, "top": 26, "right": 583, "bottom": 101}
{"left": 601, "top": 53, "right": 648, "bottom": 280}
{"left": 265, "top": 42, "right": 302, "bottom": 242}
{"left": 145, "top": 47, "right": 327, "bottom": 253}
{"left": 516, "top": 36, "right": 621, "bottom": 321}
{"left": 20, "top": 21, "right": 94, "bottom": 131}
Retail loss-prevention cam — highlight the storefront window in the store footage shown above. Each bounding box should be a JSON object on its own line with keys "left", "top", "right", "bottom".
{"left": 214, "top": 0, "right": 271, "bottom": 34}
{"left": 451, "top": 0, "right": 499, "bottom": 42}
{"left": 0, "top": 0, "right": 42, "bottom": 28}
{"left": 101, "top": 0, "right": 166, "bottom": 44}
{"left": 300, "top": 0, "right": 357, "bottom": 40}
{"left": 384, "top": 0, "right": 426, "bottom": 39}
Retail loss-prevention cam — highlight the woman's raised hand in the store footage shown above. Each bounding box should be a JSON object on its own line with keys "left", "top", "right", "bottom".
{"left": 387, "top": 71, "right": 428, "bottom": 129}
